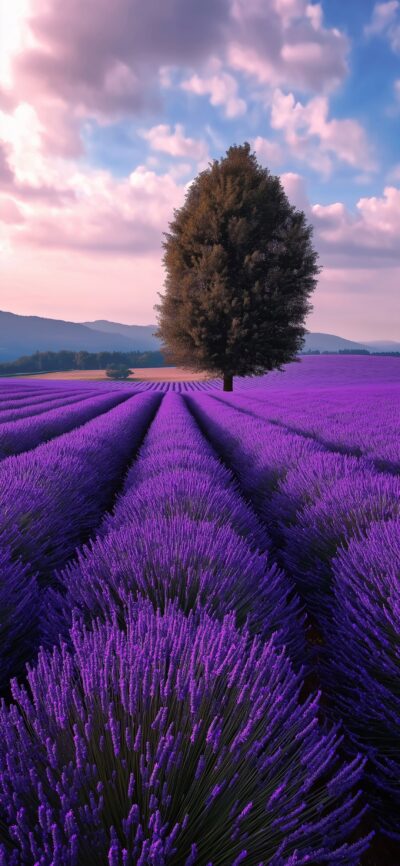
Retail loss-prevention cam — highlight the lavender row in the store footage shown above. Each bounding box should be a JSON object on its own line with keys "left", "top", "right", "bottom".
{"left": 0, "top": 601, "right": 370, "bottom": 866}
{"left": 225, "top": 384, "right": 400, "bottom": 472}
{"left": 0, "top": 392, "right": 159, "bottom": 690}
{"left": 56, "top": 393, "right": 304, "bottom": 660}
{"left": 324, "top": 520, "right": 400, "bottom": 841}
{"left": 0, "top": 394, "right": 369, "bottom": 864}
{"left": 187, "top": 393, "right": 400, "bottom": 840}
{"left": 187, "top": 394, "right": 400, "bottom": 616}
{"left": 0, "top": 386, "right": 91, "bottom": 413}
{"left": 0, "top": 390, "right": 131, "bottom": 459}
{"left": 0, "top": 389, "right": 102, "bottom": 423}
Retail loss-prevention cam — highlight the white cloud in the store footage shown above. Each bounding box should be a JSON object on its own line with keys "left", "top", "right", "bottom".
{"left": 270, "top": 89, "right": 376, "bottom": 176}
{"left": 228, "top": 0, "right": 349, "bottom": 94}
{"left": 252, "top": 135, "right": 283, "bottom": 167}
{"left": 364, "top": 1, "right": 400, "bottom": 53}
{"left": 138, "top": 123, "right": 209, "bottom": 165}
{"left": 364, "top": 1, "right": 398, "bottom": 35}
{"left": 280, "top": 171, "right": 311, "bottom": 211}
{"left": 181, "top": 61, "right": 246, "bottom": 118}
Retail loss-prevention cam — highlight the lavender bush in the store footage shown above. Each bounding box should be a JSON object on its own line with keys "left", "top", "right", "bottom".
{"left": 56, "top": 394, "right": 304, "bottom": 659}
{"left": 282, "top": 471, "right": 400, "bottom": 622}
{"left": 0, "top": 602, "right": 369, "bottom": 865}
{"left": 0, "top": 390, "right": 129, "bottom": 459}
{"left": 0, "top": 548, "right": 39, "bottom": 693}
{"left": 0, "top": 389, "right": 100, "bottom": 423}
{"left": 325, "top": 519, "right": 400, "bottom": 839}
{"left": 0, "top": 393, "right": 159, "bottom": 581}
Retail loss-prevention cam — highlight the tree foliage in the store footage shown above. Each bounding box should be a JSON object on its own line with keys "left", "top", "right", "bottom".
{"left": 0, "top": 350, "right": 166, "bottom": 375}
{"left": 157, "top": 142, "right": 320, "bottom": 389}
{"left": 105, "top": 367, "right": 133, "bottom": 380}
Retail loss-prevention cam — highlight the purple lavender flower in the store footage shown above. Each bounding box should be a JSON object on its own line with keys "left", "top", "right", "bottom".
{"left": 0, "top": 547, "right": 39, "bottom": 693}
{"left": 56, "top": 515, "right": 303, "bottom": 657}
{"left": 0, "top": 602, "right": 369, "bottom": 865}
{"left": 325, "top": 519, "right": 400, "bottom": 840}
{"left": 0, "top": 390, "right": 129, "bottom": 459}
{"left": 282, "top": 471, "right": 400, "bottom": 623}
{"left": 0, "top": 393, "right": 159, "bottom": 583}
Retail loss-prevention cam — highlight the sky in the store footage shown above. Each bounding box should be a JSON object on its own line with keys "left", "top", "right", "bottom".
{"left": 0, "top": 0, "right": 399, "bottom": 341}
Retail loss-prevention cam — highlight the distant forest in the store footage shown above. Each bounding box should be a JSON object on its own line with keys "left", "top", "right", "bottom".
{"left": 302, "top": 349, "right": 400, "bottom": 356}
{"left": 0, "top": 350, "right": 169, "bottom": 375}
{"left": 0, "top": 347, "right": 399, "bottom": 376}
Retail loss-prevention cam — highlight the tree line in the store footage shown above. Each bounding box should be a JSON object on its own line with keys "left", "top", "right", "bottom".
{"left": 0, "top": 350, "right": 168, "bottom": 375}
{"left": 303, "top": 349, "right": 400, "bottom": 356}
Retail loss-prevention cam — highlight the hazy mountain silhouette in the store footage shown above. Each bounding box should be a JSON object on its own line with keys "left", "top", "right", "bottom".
{"left": 0, "top": 311, "right": 159, "bottom": 361}
{"left": 0, "top": 310, "right": 397, "bottom": 362}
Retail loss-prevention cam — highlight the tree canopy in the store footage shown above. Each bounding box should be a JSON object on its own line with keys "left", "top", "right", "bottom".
{"left": 156, "top": 142, "right": 320, "bottom": 390}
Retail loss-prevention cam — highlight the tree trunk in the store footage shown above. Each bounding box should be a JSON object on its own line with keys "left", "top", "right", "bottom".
{"left": 223, "top": 373, "right": 233, "bottom": 392}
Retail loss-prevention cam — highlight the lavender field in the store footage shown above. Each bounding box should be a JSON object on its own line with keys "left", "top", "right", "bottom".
{"left": 0, "top": 356, "right": 399, "bottom": 865}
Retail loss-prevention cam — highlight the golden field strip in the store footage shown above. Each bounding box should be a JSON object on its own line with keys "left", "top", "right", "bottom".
{"left": 26, "top": 367, "right": 211, "bottom": 382}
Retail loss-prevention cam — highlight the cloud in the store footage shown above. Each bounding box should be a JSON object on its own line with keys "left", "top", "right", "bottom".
{"left": 10, "top": 0, "right": 231, "bottom": 115}
{"left": 270, "top": 89, "right": 376, "bottom": 176}
{"left": 364, "top": 1, "right": 400, "bottom": 53}
{"left": 139, "top": 123, "right": 209, "bottom": 164}
{"left": 0, "top": 107, "right": 77, "bottom": 203}
{"left": 0, "top": 196, "right": 25, "bottom": 225}
{"left": 229, "top": 0, "right": 349, "bottom": 94}
{"left": 312, "top": 186, "right": 400, "bottom": 267}
{"left": 2, "top": 0, "right": 350, "bottom": 160}
{"left": 2, "top": 147, "right": 186, "bottom": 256}
{"left": 252, "top": 135, "right": 283, "bottom": 167}
{"left": 279, "top": 170, "right": 400, "bottom": 269}
{"left": 280, "top": 171, "right": 311, "bottom": 211}
{"left": 181, "top": 60, "right": 247, "bottom": 118}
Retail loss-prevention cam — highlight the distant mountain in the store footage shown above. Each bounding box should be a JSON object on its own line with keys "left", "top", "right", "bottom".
{"left": 0, "top": 310, "right": 157, "bottom": 361}
{"left": 83, "top": 320, "right": 160, "bottom": 351}
{"left": 364, "top": 339, "right": 400, "bottom": 352}
{"left": 301, "top": 332, "right": 370, "bottom": 353}
{"left": 0, "top": 310, "right": 396, "bottom": 363}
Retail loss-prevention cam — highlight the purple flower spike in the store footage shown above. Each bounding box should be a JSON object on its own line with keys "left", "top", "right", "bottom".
{"left": 0, "top": 547, "right": 39, "bottom": 693}
{"left": 325, "top": 519, "right": 400, "bottom": 840}
{"left": 0, "top": 602, "right": 368, "bottom": 864}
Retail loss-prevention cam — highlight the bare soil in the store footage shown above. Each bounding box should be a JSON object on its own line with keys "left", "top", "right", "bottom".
{"left": 27, "top": 367, "right": 212, "bottom": 382}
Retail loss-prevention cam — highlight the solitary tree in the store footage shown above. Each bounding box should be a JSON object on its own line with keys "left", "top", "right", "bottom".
{"left": 156, "top": 142, "right": 320, "bottom": 390}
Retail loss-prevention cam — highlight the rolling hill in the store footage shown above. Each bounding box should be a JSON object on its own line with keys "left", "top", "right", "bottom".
{"left": 0, "top": 310, "right": 397, "bottom": 362}
{"left": 0, "top": 311, "right": 159, "bottom": 361}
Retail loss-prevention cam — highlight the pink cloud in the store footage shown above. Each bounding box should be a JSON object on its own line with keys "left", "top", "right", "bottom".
{"left": 6, "top": 160, "right": 186, "bottom": 255}
{"left": 252, "top": 135, "right": 283, "bottom": 167}
{"left": 139, "top": 123, "right": 209, "bottom": 164}
{"left": 0, "top": 139, "right": 75, "bottom": 205}
{"left": 1, "top": 0, "right": 350, "bottom": 167}
{"left": 364, "top": 1, "right": 400, "bottom": 52}
{"left": 0, "top": 196, "right": 25, "bottom": 225}
{"left": 281, "top": 171, "right": 400, "bottom": 269}
{"left": 229, "top": 0, "right": 348, "bottom": 94}
{"left": 8, "top": 0, "right": 230, "bottom": 117}
{"left": 270, "top": 89, "right": 376, "bottom": 175}
{"left": 181, "top": 61, "right": 246, "bottom": 118}
{"left": 312, "top": 187, "right": 400, "bottom": 266}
